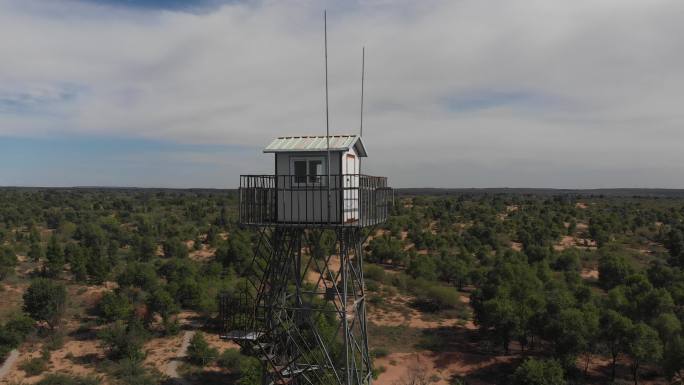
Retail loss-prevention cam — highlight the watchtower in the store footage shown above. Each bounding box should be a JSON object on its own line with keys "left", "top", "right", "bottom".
{"left": 220, "top": 134, "right": 391, "bottom": 385}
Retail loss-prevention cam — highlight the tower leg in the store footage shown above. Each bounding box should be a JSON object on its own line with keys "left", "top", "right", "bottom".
{"left": 224, "top": 226, "right": 373, "bottom": 385}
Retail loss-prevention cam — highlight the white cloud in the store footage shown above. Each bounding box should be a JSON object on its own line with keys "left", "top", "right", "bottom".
{"left": 1, "top": 0, "right": 683, "bottom": 188}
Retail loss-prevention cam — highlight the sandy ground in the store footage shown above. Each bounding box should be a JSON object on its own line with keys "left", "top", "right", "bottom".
{"left": 510, "top": 242, "right": 523, "bottom": 252}
{"left": 374, "top": 351, "right": 516, "bottom": 385}
{"left": 553, "top": 235, "right": 576, "bottom": 251}
{"left": 144, "top": 333, "right": 185, "bottom": 375}
{"left": 367, "top": 296, "right": 458, "bottom": 329}
{"left": 1, "top": 284, "right": 113, "bottom": 384}
{"left": 581, "top": 268, "right": 599, "bottom": 280}
{"left": 576, "top": 202, "right": 589, "bottom": 209}
{"left": 305, "top": 255, "right": 341, "bottom": 291}
{"left": 0, "top": 283, "right": 26, "bottom": 319}
{"left": 370, "top": 291, "right": 483, "bottom": 384}
{"left": 0, "top": 339, "right": 105, "bottom": 385}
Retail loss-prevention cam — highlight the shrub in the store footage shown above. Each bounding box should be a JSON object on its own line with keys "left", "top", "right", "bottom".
{"left": 512, "top": 358, "right": 565, "bottom": 385}
{"left": 112, "top": 358, "right": 158, "bottom": 385}
{"left": 99, "top": 320, "right": 148, "bottom": 361}
{"left": 217, "top": 348, "right": 243, "bottom": 371}
{"left": 187, "top": 332, "right": 218, "bottom": 367}
{"left": 98, "top": 292, "right": 133, "bottom": 322}
{"left": 236, "top": 356, "right": 261, "bottom": 385}
{"left": 0, "top": 313, "right": 35, "bottom": 350}
{"left": 371, "top": 347, "right": 389, "bottom": 358}
{"left": 36, "top": 374, "right": 100, "bottom": 385}
{"left": 19, "top": 357, "right": 48, "bottom": 376}
{"left": 415, "top": 285, "right": 460, "bottom": 312}
{"left": 364, "top": 264, "right": 386, "bottom": 283}
{"left": 22, "top": 278, "right": 67, "bottom": 329}
{"left": 598, "top": 252, "right": 634, "bottom": 290}
{"left": 0, "top": 246, "right": 17, "bottom": 280}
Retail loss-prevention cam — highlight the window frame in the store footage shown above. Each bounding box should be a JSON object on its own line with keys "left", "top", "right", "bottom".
{"left": 290, "top": 156, "right": 328, "bottom": 187}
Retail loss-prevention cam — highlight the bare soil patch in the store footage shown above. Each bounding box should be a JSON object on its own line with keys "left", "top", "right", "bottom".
{"left": 581, "top": 268, "right": 599, "bottom": 280}
{"left": 553, "top": 236, "right": 576, "bottom": 251}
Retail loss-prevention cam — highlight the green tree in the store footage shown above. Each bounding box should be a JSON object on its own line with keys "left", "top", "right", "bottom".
{"left": 215, "top": 230, "right": 251, "bottom": 273}
{"left": 481, "top": 295, "right": 518, "bottom": 354}
{"left": 147, "top": 288, "right": 178, "bottom": 322}
{"left": 662, "top": 335, "right": 684, "bottom": 382}
{"left": 99, "top": 319, "right": 148, "bottom": 361}
{"left": 652, "top": 313, "right": 682, "bottom": 343}
{"left": 627, "top": 323, "right": 663, "bottom": 385}
{"left": 598, "top": 252, "right": 633, "bottom": 290}
{"left": 407, "top": 255, "right": 438, "bottom": 281}
{"left": 512, "top": 358, "right": 565, "bottom": 385}
{"left": 86, "top": 251, "right": 110, "bottom": 284}
{"left": 0, "top": 246, "right": 17, "bottom": 280}
{"left": 599, "top": 310, "right": 633, "bottom": 382}
{"left": 44, "top": 235, "right": 65, "bottom": 278}
{"left": 133, "top": 236, "right": 156, "bottom": 262}
{"left": 23, "top": 278, "right": 67, "bottom": 330}
{"left": 187, "top": 332, "right": 218, "bottom": 366}
{"left": 546, "top": 307, "right": 598, "bottom": 369}
{"left": 163, "top": 237, "right": 188, "bottom": 259}
{"left": 98, "top": 292, "right": 133, "bottom": 322}
{"left": 28, "top": 241, "right": 44, "bottom": 263}
{"left": 236, "top": 356, "right": 262, "bottom": 385}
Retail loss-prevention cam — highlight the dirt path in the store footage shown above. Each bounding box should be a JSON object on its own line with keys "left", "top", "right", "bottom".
{"left": 164, "top": 331, "right": 196, "bottom": 385}
{"left": 0, "top": 349, "right": 19, "bottom": 381}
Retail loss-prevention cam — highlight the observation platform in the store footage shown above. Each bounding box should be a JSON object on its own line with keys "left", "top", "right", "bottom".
{"left": 239, "top": 174, "right": 392, "bottom": 228}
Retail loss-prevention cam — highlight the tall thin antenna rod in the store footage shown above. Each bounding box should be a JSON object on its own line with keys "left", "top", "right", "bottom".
{"left": 324, "top": 10, "right": 331, "bottom": 223}
{"left": 360, "top": 46, "right": 365, "bottom": 137}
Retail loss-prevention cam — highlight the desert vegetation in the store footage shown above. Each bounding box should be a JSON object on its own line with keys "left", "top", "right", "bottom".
{"left": 1, "top": 188, "right": 684, "bottom": 384}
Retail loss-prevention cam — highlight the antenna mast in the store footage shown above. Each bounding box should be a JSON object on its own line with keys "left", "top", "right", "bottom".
{"left": 324, "top": 10, "right": 331, "bottom": 222}
{"left": 360, "top": 46, "right": 365, "bottom": 137}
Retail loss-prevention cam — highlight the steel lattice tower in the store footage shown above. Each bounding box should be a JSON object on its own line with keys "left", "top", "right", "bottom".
{"left": 219, "top": 135, "right": 391, "bottom": 385}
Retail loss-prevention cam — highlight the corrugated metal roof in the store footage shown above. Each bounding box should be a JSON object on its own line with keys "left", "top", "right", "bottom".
{"left": 263, "top": 135, "right": 367, "bottom": 156}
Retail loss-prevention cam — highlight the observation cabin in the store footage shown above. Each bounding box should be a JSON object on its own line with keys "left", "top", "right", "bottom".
{"left": 239, "top": 135, "right": 392, "bottom": 227}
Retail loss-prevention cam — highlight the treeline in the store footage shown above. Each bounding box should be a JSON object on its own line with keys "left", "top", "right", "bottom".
{"left": 365, "top": 194, "right": 684, "bottom": 384}
{"left": 0, "top": 189, "right": 262, "bottom": 385}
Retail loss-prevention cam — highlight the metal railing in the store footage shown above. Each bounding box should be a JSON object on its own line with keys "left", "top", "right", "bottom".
{"left": 239, "top": 174, "right": 391, "bottom": 227}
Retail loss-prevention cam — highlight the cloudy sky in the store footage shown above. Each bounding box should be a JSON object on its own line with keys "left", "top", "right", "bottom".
{"left": 1, "top": 0, "right": 683, "bottom": 188}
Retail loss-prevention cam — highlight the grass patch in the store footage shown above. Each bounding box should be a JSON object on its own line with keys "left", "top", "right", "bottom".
{"left": 367, "top": 324, "right": 422, "bottom": 353}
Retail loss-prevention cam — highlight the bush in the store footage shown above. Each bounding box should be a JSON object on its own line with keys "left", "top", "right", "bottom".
{"left": 364, "top": 264, "right": 386, "bottom": 283}
{"left": 36, "top": 374, "right": 100, "bottom": 385}
{"left": 0, "top": 313, "right": 35, "bottom": 350}
{"left": 19, "top": 357, "right": 48, "bottom": 376}
{"left": 0, "top": 246, "right": 17, "bottom": 280}
{"left": 112, "top": 358, "right": 159, "bottom": 385}
{"left": 512, "top": 358, "right": 565, "bottom": 385}
{"left": 187, "top": 332, "right": 218, "bottom": 367}
{"left": 217, "top": 348, "right": 244, "bottom": 371}
{"left": 236, "top": 356, "right": 261, "bottom": 385}
{"left": 371, "top": 347, "right": 389, "bottom": 358}
{"left": 99, "top": 320, "right": 148, "bottom": 361}
{"left": 598, "top": 252, "right": 634, "bottom": 290}
{"left": 415, "top": 285, "right": 460, "bottom": 312}
{"left": 98, "top": 291, "right": 133, "bottom": 322}
{"left": 23, "top": 278, "right": 67, "bottom": 329}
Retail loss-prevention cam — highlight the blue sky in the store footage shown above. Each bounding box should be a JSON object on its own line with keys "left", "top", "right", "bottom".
{"left": 0, "top": 135, "right": 260, "bottom": 187}
{"left": 1, "top": 0, "right": 684, "bottom": 188}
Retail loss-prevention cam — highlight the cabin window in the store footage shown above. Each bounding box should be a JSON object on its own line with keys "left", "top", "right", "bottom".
{"left": 308, "top": 160, "right": 323, "bottom": 183}
{"left": 294, "top": 160, "right": 307, "bottom": 183}
{"left": 291, "top": 157, "right": 326, "bottom": 186}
